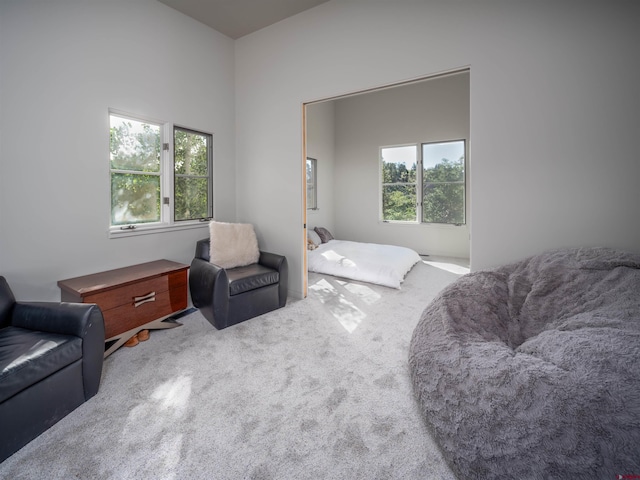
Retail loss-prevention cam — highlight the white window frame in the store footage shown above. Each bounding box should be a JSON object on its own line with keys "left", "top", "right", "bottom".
{"left": 379, "top": 139, "right": 466, "bottom": 225}
{"left": 108, "top": 109, "right": 213, "bottom": 238}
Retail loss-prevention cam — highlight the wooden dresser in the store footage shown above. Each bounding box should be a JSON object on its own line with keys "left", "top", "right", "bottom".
{"left": 58, "top": 259, "right": 189, "bottom": 357}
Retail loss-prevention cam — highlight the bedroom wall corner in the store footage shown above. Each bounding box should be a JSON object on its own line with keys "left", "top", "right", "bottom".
{"left": 235, "top": 0, "right": 640, "bottom": 295}
{"left": 0, "top": 0, "right": 236, "bottom": 300}
{"left": 305, "top": 101, "right": 336, "bottom": 234}
{"left": 333, "top": 72, "right": 470, "bottom": 259}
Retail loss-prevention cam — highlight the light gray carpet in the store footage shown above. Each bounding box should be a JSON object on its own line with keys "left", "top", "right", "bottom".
{"left": 0, "top": 258, "right": 467, "bottom": 480}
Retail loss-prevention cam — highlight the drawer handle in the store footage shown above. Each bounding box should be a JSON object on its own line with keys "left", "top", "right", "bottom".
{"left": 133, "top": 291, "right": 156, "bottom": 307}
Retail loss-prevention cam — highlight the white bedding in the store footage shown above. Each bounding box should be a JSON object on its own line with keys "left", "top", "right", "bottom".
{"left": 308, "top": 239, "right": 421, "bottom": 288}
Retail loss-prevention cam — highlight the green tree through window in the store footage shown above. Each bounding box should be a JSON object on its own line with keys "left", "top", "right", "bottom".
{"left": 422, "top": 141, "right": 465, "bottom": 224}
{"left": 380, "top": 140, "right": 465, "bottom": 224}
{"left": 110, "top": 116, "right": 161, "bottom": 225}
{"left": 381, "top": 145, "right": 417, "bottom": 221}
{"left": 109, "top": 112, "right": 213, "bottom": 231}
{"left": 174, "top": 128, "right": 211, "bottom": 221}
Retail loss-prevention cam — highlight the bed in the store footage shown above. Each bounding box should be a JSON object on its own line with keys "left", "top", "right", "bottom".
{"left": 307, "top": 227, "right": 421, "bottom": 288}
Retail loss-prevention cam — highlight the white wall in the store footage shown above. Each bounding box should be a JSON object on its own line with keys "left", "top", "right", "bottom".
{"left": 236, "top": 0, "right": 640, "bottom": 298}
{"left": 3, "top": 0, "right": 638, "bottom": 302}
{"left": 305, "top": 101, "right": 335, "bottom": 233}
{"left": 333, "top": 72, "right": 470, "bottom": 258}
{"left": 0, "top": 0, "right": 236, "bottom": 300}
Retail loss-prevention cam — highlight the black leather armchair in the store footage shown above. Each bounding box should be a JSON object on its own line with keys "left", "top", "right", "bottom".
{"left": 0, "top": 276, "right": 105, "bottom": 462}
{"left": 189, "top": 239, "right": 288, "bottom": 330}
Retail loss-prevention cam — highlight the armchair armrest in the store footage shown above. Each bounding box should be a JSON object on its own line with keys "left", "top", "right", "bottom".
{"left": 189, "top": 257, "right": 230, "bottom": 319}
{"left": 259, "top": 251, "right": 286, "bottom": 272}
{"left": 259, "top": 251, "right": 288, "bottom": 308}
{"left": 12, "top": 302, "right": 105, "bottom": 399}
{"left": 13, "top": 302, "right": 102, "bottom": 337}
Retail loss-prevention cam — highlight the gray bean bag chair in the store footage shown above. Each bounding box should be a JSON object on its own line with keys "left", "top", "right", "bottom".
{"left": 409, "top": 247, "right": 640, "bottom": 479}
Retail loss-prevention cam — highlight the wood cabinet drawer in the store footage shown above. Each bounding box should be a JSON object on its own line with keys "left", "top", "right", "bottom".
{"left": 84, "top": 272, "right": 185, "bottom": 311}
{"left": 58, "top": 260, "right": 190, "bottom": 356}
{"left": 103, "top": 286, "right": 188, "bottom": 339}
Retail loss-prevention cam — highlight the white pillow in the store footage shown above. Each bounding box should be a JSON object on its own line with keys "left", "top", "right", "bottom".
{"left": 307, "top": 229, "right": 322, "bottom": 246}
{"left": 209, "top": 221, "right": 260, "bottom": 268}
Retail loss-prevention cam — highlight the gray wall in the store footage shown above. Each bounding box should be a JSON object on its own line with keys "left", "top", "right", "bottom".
{"left": 0, "top": 0, "right": 236, "bottom": 300}
{"left": 236, "top": 0, "right": 640, "bottom": 298}
{"left": 305, "top": 101, "right": 335, "bottom": 234}
{"left": 333, "top": 72, "right": 470, "bottom": 258}
{"left": 2, "top": 0, "right": 639, "bottom": 302}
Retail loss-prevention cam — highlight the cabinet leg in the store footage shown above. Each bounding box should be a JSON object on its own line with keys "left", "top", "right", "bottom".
{"left": 103, "top": 310, "right": 185, "bottom": 358}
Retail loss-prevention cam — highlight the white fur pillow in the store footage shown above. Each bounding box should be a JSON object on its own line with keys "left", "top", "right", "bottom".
{"left": 209, "top": 221, "right": 260, "bottom": 268}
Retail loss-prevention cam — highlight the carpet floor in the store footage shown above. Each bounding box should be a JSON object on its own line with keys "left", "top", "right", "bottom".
{"left": 0, "top": 257, "right": 468, "bottom": 480}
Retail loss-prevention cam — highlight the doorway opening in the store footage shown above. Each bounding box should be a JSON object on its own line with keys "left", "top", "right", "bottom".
{"left": 302, "top": 68, "right": 470, "bottom": 297}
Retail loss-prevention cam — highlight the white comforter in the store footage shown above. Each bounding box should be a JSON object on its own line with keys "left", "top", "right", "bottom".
{"left": 308, "top": 239, "right": 421, "bottom": 288}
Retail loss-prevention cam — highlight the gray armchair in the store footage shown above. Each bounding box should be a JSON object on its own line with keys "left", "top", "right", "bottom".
{"left": 189, "top": 239, "right": 288, "bottom": 329}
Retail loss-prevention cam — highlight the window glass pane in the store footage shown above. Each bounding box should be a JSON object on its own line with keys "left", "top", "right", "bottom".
{"left": 175, "top": 177, "right": 209, "bottom": 221}
{"left": 111, "top": 173, "right": 160, "bottom": 225}
{"left": 382, "top": 184, "right": 416, "bottom": 221}
{"left": 307, "top": 183, "right": 316, "bottom": 209}
{"left": 174, "top": 129, "right": 209, "bottom": 176}
{"left": 422, "top": 141, "right": 464, "bottom": 182}
{"left": 422, "top": 140, "right": 465, "bottom": 225}
{"left": 381, "top": 145, "right": 417, "bottom": 183}
{"left": 423, "top": 183, "right": 465, "bottom": 224}
{"left": 173, "top": 127, "right": 212, "bottom": 222}
{"left": 306, "top": 158, "right": 317, "bottom": 209}
{"left": 109, "top": 115, "right": 160, "bottom": 172}
{"left": 381, "top": 146, "right": 417, "bottom": 221}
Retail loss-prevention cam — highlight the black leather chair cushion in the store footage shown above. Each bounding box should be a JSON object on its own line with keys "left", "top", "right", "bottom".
{"left": 227, "top": 264, "right": 279, "bottom": 296}
{"left": 0, "top": 326, "right": 82, "bottom": 403}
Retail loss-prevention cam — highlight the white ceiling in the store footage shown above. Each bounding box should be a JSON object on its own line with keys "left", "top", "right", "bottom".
{"left": 157, "top": 0, "right": 330, "bottom": 39}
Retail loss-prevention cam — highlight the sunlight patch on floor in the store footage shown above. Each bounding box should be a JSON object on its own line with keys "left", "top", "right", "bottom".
{"left": 423, "top": 259, "right": 470, "bottom": 275}
{"left": 336, "top": 279, "right": 381, "bottom": 305}
{"left": 155, "top": 433, "right": 183, "bottom": 480}
{"left": 308, "top": 277, "right": 336, "bottom": 297}
{"left": 309, "top": 278, "right": 366, "bottom": 333}
{"left": 332, "top": 297, "right": 366, "bottom": 333}
{"left": 120, "top": 374, "right": 192, "bottom": 465}
{"left": 152, "top": 375, "right": 192, "bottom": 414}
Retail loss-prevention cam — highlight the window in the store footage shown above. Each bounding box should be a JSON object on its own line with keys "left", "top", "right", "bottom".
{"left": 109, "top": 111, "right": 213, "bottom": 234}
{"left": 306, "top": 157, "right": 317, "bottom": 210}
{"left": 380, "top": 140, "right": 465, "bottom": 225}
{"left": 174, "top": 127, "right": 212, "bottom": 221}
{"left": 422, "top": 140, "right": 465, "bottom": 224}
{"left": 381, "top": 145, "right": 417, "bottom": 221}
{"left": 110, "top": 115, "right": 162, "bottom": 226}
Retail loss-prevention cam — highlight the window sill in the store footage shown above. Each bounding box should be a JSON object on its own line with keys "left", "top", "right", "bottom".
{"left": 379, "top": 221, "right": 466, "bottom": 229}
{"left": 108, "top": 221, "right": 209, "bottom": 239}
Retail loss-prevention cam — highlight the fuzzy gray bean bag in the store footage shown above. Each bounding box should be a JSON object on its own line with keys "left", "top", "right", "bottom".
{"left": 409, "top": 247, "right": 640, "bottom": 479}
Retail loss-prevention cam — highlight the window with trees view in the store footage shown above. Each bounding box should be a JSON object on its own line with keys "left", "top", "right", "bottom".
{"left": 109, "top": 112, "right": 212, "bottom": 232}
{"left": 381, "top": 140, "right": 465, "bottom": 225}
{"left": 381, "top": 145, "right": 417, "bottom": 221}
{"left": 306, "top": 157, "right": 317, "bottom": 210}
{"left": 174, "top": 127, "right": 212, "bottom": 221}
